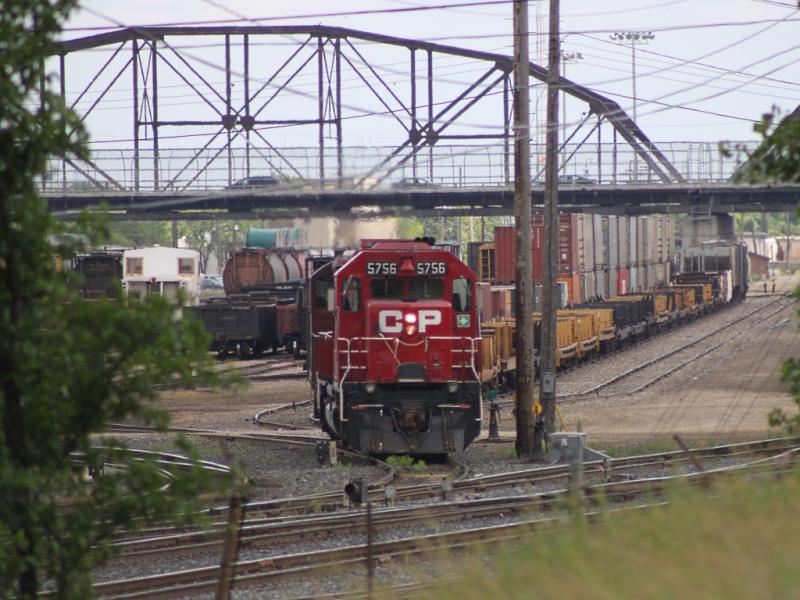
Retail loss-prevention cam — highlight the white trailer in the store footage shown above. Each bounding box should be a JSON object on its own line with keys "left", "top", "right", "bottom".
{"left": 122, "top": 247, "right": 201, "bottom": 305}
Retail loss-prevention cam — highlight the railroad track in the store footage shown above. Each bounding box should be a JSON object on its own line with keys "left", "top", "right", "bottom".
{"left": 569, "top": 295, "right": 792, "bottom": 400}
{"left": 93, "top": 438, "right": 800, "bottom": 599}
{"left": 495, "top": 295, "right": 790, "bottom": 407}
{"left": 253, "top": 400, "right": 315, "bottom": 431}
{"left": 105, "top": 436, "right": 799, "bottom": 546}
{"left": 229, "top": 356, "right": 306, "bottom": 381}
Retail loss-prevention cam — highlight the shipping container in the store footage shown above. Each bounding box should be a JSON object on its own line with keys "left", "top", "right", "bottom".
{"left": 580, "top": 271, "right": 596, "bottom": 302}
{"left": 617, "top": 216, "right": 629, "bottom": 268}
{"left": 577, "top": 214, "right": 595, "bottom": 271}
{"left": 636, "top": 217, "right": 646, "bottom": 266}
{"left": 616, "top": 268, "right": 629, "bottom": 295}
{"left": 629, "top": 265, "right": 639, "bottom": 293}
{"left": 592, "top": 214, "right": 605, "bottom": 269}
{"left": 557, "top": 272, "right": 582, "bottom": 306}
{"left": 533, "top": 282, "right": 570, "bottom": 312}
{"left": 647, "top": 217, "right": 658, "bottom": 265}
{"left": 490, "top": 286, "right": 514, "bottom": 319}
{"left": 477, "top": 282, "right": 491, "bottom": 321}
{"left": 607, "top": 216, "right": 619, "bottom": 270}
{"left": 594, "top": 269, "right": 608, "bottom": 299}
{"left": 666, "top": 217, "right": 676, "bottom": 264}
{"left": 608, "top": 269, "right": 618, "bottom": 298}
{"left": 493, "top": 226, "right": 516, "bottom": 284}
{"left": 628, "top": 216, "right": 639, "bottom": 268}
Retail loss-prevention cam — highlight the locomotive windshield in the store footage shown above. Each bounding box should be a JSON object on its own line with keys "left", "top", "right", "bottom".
{"left": 370, "top": 278, "right": 403, "bottom": 298}
{"left": 369, "top": 277, "right": 445, "bottom": 300}
{"left": 408, "top": 278, "right": 443, "bottom": 299}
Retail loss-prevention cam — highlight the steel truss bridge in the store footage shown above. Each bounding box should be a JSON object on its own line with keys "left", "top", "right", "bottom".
{"left": 43, "top": 25, "right": 793, "bottom": 219}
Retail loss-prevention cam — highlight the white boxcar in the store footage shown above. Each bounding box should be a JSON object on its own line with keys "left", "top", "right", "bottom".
{"left": 122, "top": 247, "right": 201, "bottom": 305}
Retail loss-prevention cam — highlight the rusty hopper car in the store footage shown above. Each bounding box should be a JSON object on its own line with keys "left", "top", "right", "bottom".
{"left": 309, "top": 239, "right": 482, "bottom": 455}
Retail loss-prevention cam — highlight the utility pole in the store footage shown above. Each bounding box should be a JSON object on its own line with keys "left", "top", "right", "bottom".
{"left": 535, "top": 0, "right": 560, "bottom": 460}
{"left": 513, "top": 0, "right": 535, "bottom": 458}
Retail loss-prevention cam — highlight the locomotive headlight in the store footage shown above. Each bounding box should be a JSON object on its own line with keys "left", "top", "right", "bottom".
{"left": 364, "top": 382, "right": 376, "bottom": 394}
{"left": 404, "top": 313, "right": 417, "bottom": 335}
{"left": 447, "top": 382, "right": 459, "bottom": 394}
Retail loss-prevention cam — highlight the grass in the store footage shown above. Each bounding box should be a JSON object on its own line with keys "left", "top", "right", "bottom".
{"left": 382, "top": 468, "right": 800, "bottom": 599}
{"left": 386, "top": 455, "right": 428, "bottom": 472}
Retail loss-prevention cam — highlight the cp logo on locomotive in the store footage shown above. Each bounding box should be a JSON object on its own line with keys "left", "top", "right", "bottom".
{"left": 378, "top": 310, "right": 442, "bottom": 333}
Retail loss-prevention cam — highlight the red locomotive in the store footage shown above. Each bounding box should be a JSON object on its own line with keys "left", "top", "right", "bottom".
{"left": 309, "top": 239, "right": 483, "bottom": 455}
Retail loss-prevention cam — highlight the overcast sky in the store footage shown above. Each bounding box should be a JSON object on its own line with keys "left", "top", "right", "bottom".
{"left": 53, "top": 1, "right": 800, "bottom": 184}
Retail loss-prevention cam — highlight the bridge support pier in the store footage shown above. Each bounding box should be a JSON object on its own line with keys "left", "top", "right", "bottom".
{"left": 683, "top": 212, "right": 736, "bottom": 245}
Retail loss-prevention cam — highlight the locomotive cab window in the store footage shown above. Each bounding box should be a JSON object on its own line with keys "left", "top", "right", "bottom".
{"left": 342, "top": 277, "right": 361, "bottom": 311}
{"left": 409, "top": 278, "right": 443, "bottom": 300}
{"left": 452, "top": 277, "right": 472, "bottom": 311}
{"left": 370, "top": 278, "right": 403, "bottom": 299}
{"left": 314, "top": 279, "right": 333, "bottom": 310}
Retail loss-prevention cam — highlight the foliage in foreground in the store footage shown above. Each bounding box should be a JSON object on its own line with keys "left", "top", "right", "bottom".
{"left": 724, "top": 106, "right": 800, "bottom": 432}
{"left": 408, "top": 471, "right": 800, "bottom": 599}
{"left": 0, "top": 3, "right": 232, "bottom": 597}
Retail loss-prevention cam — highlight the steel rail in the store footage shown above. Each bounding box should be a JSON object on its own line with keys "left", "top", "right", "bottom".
{"left": 94, "top": 446, "right": 798, "bottom": 598}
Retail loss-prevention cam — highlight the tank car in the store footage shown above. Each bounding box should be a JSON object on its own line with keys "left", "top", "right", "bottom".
{"left": 309, "top": 239, "right": 482, "bottom": 455}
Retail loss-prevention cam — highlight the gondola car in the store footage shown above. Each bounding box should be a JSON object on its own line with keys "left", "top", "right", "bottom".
{"left": 309, "top": 238, "right": 482, "bottom": 455}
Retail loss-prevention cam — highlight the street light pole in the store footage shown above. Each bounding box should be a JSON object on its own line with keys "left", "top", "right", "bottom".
{"left": 609, "top": 31, "right": 654, "bottom": 181}
{"left": 560, "top": 49, "right": 583, "bottom": 170}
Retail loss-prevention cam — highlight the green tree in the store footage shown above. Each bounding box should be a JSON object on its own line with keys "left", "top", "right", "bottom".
{"left": 178, "top": 219, "right": 262, "bottom": 272}
{"left": 733, "top": 108, "right": 800, "bottom": 432}
{"left": 108, "top": 221, "right": 171, "bottom": 247}
{"left": 0, "top": 3, "right": 230, "bottom": 597}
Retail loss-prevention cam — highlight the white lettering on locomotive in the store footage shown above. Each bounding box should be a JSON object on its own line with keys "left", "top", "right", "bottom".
{"left": 418, "top": 310, "right": 442, "bottom": 331}
{"left": 378, "top": 310, "right": 403, "bottom": 333}
{"left": 378, "top": 309, "right": 442, "bottom": 333}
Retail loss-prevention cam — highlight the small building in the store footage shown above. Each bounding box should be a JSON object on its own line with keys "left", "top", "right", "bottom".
{"left": 747, "top": 251, "right": 770, "bottom": 279}
{"left": 122, "top": 246, "right": 201, "bottom": 304}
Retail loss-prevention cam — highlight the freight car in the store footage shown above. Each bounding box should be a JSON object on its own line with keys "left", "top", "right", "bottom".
{"left": 492, "top": 213, "right": 676, "bottom": 301}
{"left": 309, "top": 238, "right": 482, "bottom": 455}
{"left": 68, "top": 250, "right": 123, "bottom": 299}
{"left": 190, "top": 251, "right": 335, "bottom": 359}
{"left": 187, "top": 288, "right": 304, "bottom": 358}
{"left": 479, "top": 253, "right": 747, "bottom": 385}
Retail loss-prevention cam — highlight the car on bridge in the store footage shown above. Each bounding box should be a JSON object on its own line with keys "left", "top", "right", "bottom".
{"left": 227, "top": 175, "right": 280, "bottom": 189}
{"left": 558, "top": 174, "right": 595, "bottom": 185}
{"left": 391, "top": 177, "right": 441, "bottom": 189}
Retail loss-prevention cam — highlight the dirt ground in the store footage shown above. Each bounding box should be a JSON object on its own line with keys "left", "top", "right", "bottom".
{"left": 562, "top": 273, "right": 800, "bottom": 447}
{"left": 155, "top": 274, "right": 800, "bottom": 452}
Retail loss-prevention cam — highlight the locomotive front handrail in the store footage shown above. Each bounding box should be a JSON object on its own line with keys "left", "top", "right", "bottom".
{"left": 336, "top": 335, "right": 482, "bottom": 385}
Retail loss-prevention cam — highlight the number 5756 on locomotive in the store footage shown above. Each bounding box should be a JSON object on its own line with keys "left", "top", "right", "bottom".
{"left": 309, "top": 239, "right": 482, "bottom": 455}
